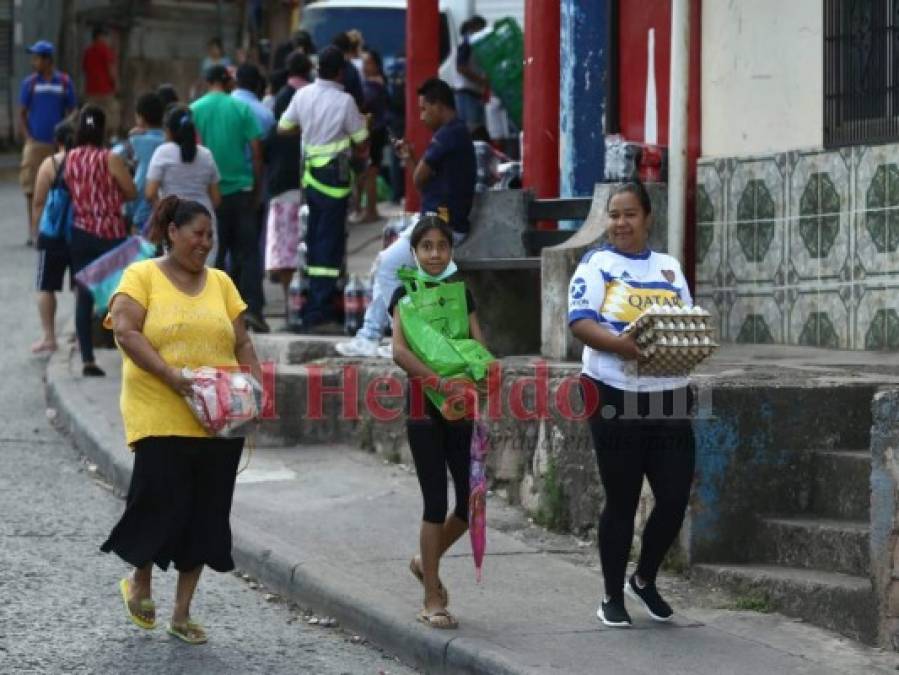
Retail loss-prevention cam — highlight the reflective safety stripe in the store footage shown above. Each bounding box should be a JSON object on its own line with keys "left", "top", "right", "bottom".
{"left": 350, "top": 127, "right": 370, "bottom": 144}
{"left": 303, "top": 166, "right": 351, "bottom": 199}
{"left": 306, "top": 265, "right": 341, "bottom": 278}
{"left": 304, "top": 137, "right": 351, "bottom": 158}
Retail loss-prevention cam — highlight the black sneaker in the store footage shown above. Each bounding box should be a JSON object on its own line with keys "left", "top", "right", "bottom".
{"left": 624, "top": 575, "right": 673, "bottom": 621}
{"left": 596, "top": 597, "right": 632, "bottom": 627}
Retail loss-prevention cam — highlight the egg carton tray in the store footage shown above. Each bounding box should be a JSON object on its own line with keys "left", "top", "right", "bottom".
{"left": 622, "top": 306, "right": 719, "bottom": 377}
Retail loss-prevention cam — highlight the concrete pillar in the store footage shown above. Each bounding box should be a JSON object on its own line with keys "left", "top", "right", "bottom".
{"left": 667, "top": 0, "right": 690, "bottom": 263}
{"left": 559, "top": 0, "right": 610, "bottom": 230}
{"left": 404, "top": 0, "right": 440, "bottom": 213}
{"left": 522, "top": 0, "right": 560, "bottom": 230}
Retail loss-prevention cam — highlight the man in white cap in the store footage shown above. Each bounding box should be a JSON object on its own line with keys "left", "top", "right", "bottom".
{"left": 19, "top": 40, "right": 76, "bottom": 246}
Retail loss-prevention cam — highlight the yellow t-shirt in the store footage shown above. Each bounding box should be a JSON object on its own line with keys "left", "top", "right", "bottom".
{"left": 110, "top": 259, "right": 248, "bottom": 446}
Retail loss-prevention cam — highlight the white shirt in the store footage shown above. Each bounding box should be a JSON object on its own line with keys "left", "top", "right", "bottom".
{"left": 277, "top": 78, "right": 367, "bottom": 155}
{"left": 568, "top": 246, "right": 693, "bottom": 392}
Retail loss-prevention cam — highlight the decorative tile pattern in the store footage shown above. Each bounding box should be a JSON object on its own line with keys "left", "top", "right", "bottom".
{"left": 696, "top": 141, "right": 899, "bottom": 351}
{"left": 697, "top": 185, "right": 715, "bottom": 264}
{"left": 737, "top": 180, "right": 776, "bottom": 262}
{"left": 798, "top": 173, "right": 840, "bottom": 259}
{"left": 865, "top": 308, "right": 899, "bottom": 350}
{"left": 727, "top": 158, "right": 785, "bottom": 286}
{"left": 736, "top": 314, "right": 775, "bottom": 344}
{"left": 864, "top": 163, "right": 899, "bottom": 253}
{"left": 788, "top": 291, "right": 850, "bottom": 349}
{"left": 798, "top": 311, "right": 841, "bottom": 348}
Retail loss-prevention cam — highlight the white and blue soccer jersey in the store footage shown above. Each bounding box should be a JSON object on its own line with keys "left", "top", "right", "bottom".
{"left": 567, "top": 246, "right": 693, "bottom": 391}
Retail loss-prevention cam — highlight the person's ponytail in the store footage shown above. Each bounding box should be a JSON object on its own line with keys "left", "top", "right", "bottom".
{"left": 164, "top": 104, "right": 197, "bottom": 163}
{"left": 146, "top": 195, "right": 181, "bottom": 248}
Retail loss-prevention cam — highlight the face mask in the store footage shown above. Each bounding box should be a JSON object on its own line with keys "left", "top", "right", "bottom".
{"left": 413, "top": 253, "right": 457, "bottom": 282}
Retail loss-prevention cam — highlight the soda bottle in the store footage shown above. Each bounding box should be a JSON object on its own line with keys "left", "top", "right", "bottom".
{"left": 343, "top": 274, "right": 365, "bottom": 336}
{"left": 287, "top": 270, "right": 305, "bottom": 333}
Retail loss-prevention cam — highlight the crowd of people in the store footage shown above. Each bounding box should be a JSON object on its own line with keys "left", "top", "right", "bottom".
{"left": 20, "top": 18, "right": 698, "bottom": 644}
{"left": 23, "top": 24, "right": 456, "bottom": 361}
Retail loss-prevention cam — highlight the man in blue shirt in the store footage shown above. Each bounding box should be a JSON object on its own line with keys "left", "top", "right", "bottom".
{"left": 113, "top": 92, "right": 166, "bottom": 233}
{"left": 231, "top": 63, "right": 275, "bottom": 136}
{"left": 337, "top": 77, "right": 476, "bottom": 358}
{"left": 19, "top": 40, "right": 76, "bottom": 246}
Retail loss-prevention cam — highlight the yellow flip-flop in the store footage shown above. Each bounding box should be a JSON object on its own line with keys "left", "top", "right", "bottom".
{"left": 167, "top": 619, "right": 208, "bottom": 645}
{"left": 119, "top": 577, "right": 156, "bottom": 630}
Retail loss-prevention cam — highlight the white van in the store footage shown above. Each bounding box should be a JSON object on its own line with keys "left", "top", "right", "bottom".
{"left": 300, "top": 0, "right": 523, "bottom": 77}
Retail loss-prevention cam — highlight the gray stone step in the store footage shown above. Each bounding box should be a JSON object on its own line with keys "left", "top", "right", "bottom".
{"left": 252, "top": 333, "right": 344, "bottom": 365}
{"left": 691, "top": 563, "right": 876, "bottom": 644}
{"left": 754, "top": 517, "right": 870, "bottom": 577}
{"left": 257, "top": 364, "right": 361, "bottom": 447}
{"left": 808, "top": 450, "right": 871, "bottom": 520}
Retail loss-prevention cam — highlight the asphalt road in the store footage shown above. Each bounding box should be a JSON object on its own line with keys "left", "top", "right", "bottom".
{"left": 0, "top": 180, "right": 417, "bottom": 675}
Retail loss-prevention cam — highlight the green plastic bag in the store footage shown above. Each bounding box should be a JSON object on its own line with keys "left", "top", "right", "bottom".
{"left": 396, "top": 267, "right": 495, "bottom": 415}
{"left": 471, "top": 18, "right": 523, "bottom": 128}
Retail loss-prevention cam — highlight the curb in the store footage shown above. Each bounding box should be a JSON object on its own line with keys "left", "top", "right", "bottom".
{"left": 44, "top": 354, "right": 531, "bottom": 675}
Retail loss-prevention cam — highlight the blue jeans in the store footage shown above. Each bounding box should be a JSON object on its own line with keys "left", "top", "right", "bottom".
{"left": 455, "top": 90, "right": 486, "bottom": 132}
{"left": 357, "top": 226, "right": 465, "bottom": 341}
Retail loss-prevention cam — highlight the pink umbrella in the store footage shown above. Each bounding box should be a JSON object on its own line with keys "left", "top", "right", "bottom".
{"left": 469, "top": 420, "right": 489, "bottom": 582}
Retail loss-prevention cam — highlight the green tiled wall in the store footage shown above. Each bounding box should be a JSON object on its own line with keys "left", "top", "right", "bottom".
{"left": 696, "top": 145, "right": 899, "bottom": 350}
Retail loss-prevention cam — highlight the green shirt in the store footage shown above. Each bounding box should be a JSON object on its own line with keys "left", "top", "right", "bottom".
{"left": 189, "top": 91, "right": 262, "bottom": 196}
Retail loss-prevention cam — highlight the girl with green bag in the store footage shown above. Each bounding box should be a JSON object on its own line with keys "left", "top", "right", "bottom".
{"left": 389, "top": 216, "right": 492, "bottom": 630}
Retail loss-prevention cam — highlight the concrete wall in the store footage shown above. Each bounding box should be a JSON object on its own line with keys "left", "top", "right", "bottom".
{"left": 701, "top": 0, "right": 823, "bottom": 158}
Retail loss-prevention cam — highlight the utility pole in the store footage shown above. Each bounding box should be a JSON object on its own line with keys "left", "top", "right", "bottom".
{"left": 668, "top": 0, "right": 690, "bottom": 264}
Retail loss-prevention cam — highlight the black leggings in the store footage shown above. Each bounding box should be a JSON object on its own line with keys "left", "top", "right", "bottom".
{"left": 406, "top": 403, "right": 472, "bottom": 524}
{"left": 70, "top": 227, "right": 126, "bottom": 365}
{"left": 582, "top": 376, "right": 695, "bottom": 602}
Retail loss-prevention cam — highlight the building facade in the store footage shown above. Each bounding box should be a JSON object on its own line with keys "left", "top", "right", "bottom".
{"left": 694, "top": 0, "right": 899, "bottom": 351}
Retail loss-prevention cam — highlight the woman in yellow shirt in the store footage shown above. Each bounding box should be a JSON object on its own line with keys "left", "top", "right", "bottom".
{"left": 100, "top": 195, "right": 263, "bottom": 645}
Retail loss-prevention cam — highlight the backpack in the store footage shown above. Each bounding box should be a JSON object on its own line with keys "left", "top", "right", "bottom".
{"left": 37, "top": 155, "right": 73, "bottom": 247}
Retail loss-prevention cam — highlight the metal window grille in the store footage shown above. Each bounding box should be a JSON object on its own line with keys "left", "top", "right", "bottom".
{"left": 824, "top": 0, "right": 899, "bottom": 147}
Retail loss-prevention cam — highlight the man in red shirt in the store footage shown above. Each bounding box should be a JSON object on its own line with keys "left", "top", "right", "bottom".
{"left": 82, "top": 26, "right": 119, "bottom": 139}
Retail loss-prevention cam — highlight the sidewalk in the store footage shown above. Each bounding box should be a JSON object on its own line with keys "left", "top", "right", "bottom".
{"left": 46, "top": 350, "right": 899, "bottom": 675}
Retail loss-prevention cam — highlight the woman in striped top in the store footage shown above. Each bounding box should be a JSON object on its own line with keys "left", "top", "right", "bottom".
{"left": 65, "top": 104, "right": 137, "bottom": 377}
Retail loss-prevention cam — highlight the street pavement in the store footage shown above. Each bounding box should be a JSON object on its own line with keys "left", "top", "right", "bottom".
{"left": 0, "top": 179, "right": 417, "bottom": 675}
{"left": 47, "top": 352, "right": 899, "bottom": 675}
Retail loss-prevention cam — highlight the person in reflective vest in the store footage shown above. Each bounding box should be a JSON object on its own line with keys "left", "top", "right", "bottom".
{"left": 278, "top": 45, "right": 369, "bottom": 333}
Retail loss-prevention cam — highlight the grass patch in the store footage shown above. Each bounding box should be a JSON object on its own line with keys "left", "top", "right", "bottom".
{"left": 534, "top": 457, "right": 568, "bottom": 532}
{"left": 730, "top": 594, "right": 773, "bottom": 613}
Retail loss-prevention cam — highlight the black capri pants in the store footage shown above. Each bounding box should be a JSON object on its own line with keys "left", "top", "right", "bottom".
{"left": 101, "top": 435, "right": 244, "bottom": 573}
{"left": 406, "top": 400, "right": 473, "bottom": 525}
{"left": 581, "top": 376, "right": 695, "bottom": 603}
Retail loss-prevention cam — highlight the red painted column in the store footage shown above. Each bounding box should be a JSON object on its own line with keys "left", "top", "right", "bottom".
{"left": 683, "top": 0, "right": 702, "bottom": 290}
{"left": 405, "top": 0, "right": 440, "bottom": 213}
{"left": 522, "top": 0, "right": 560, "bottom": 230}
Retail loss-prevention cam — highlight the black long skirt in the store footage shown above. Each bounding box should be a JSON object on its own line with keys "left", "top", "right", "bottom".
{"left": 100, "top": 435, "right": 244, "bottom": 573}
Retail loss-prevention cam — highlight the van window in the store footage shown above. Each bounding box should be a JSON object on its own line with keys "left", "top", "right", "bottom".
{"left": 302, "top": 7, "right": 452, "bottom": 62}
{"left": 302, "top": 7, "right": 406, "bottom": 58}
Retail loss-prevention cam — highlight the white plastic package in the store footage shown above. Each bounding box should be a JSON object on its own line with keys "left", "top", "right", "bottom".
{"left": 182, "top": 366, "right": 262, "bottom": 437}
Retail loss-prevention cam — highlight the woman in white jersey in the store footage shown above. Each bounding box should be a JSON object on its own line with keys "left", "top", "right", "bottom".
{"left": 567, "top": 181, "right": 695, "bottom": 628}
